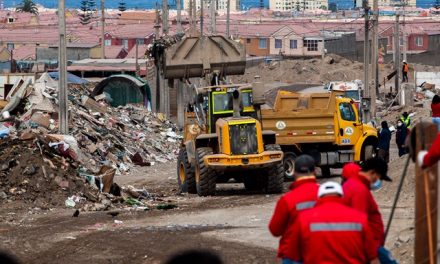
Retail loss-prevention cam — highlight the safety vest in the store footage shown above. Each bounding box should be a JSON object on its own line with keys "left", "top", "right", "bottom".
{"left": 400, "top": 116, "right": 411, "bottom": 129}
{"left": 403, "top": 64, "right": 409, "bottom": 72}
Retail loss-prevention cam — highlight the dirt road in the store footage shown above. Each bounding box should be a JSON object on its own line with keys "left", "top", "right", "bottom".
{"left": 0, "top": 143, "right": 416, "bottom": 264}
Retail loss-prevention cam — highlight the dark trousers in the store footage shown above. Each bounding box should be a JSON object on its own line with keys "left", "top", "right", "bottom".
{"left": 402, "top": 72, "right": 408, "bottom": 82}
{"left": 377, "top": 149, "right": 390, "bottom": 163}
{"left": 398, "top": 146, "right": 408, "bottom": 157}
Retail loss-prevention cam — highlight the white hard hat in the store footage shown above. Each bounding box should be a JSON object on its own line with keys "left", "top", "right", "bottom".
{"left": 402, "top": 60, "right": 406, "bottom": 63}
{"left": 318, "top": 181, "right": 343, "bottom": 198}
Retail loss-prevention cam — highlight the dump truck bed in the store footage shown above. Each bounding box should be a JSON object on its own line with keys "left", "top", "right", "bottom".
{"left": 261, "top": 91, "right": 343, "bottom": 145}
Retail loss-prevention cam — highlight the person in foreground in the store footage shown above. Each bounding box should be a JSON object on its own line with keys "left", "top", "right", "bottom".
{"left": 269, "top": 155, "right": 319, "bottom": 264}
{"left": 343, "top": 157, "right": 396, "bottom": 263}
{"left": 289, "top": 181, "right": 379, "bottom": 264}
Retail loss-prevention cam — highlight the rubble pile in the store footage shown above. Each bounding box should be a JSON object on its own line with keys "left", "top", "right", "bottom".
{"left": 0, "top": 137, "right": 93, "bottom": 208}
{"left": 0, "top": 73, "right": 181, "bottom": 210}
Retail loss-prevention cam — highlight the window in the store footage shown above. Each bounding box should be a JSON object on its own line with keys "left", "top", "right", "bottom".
{"left": 258, "top": 38, "right": 267, "bottom": 49}
{"left": 104, "top": 39, "right": 111, "bottom": 46}
{"left": 304, "top": 39, "right": 318, "bottom": 51}
{"left": 246, "top": 38, "right": 251, "bottom": 44}
{"left": 290, "top": 39, "right": 297, "bottom": 49}
{"left": 415, "top": 36, "right": 423, "bottom": 47}
{"left": 275, "top": 39, "right": 282, "bottom": 49}
{"left": 339, "top": 103, "right": 356, "bottom": 122}
{"left": 122, "top": 39, "right": 129, "bottom": 49}
{"left": 6, "top": 43, "right": 14, "bottom": 51}
{"left": 136, "top": 39, "right": 145, "bottom": 45}
{"left": 400, "top": 37, "right": 404, "bottom": 46}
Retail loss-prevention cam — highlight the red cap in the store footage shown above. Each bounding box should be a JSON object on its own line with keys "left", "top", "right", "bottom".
{"left": 342, "top": 162, "right": 361, "bottom": 180}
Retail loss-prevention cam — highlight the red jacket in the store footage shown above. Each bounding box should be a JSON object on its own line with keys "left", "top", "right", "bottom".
{"left": 342, "top": 174, "right": 384, "bottom": 249}
{"left": 424, "top": 133, "right": 440, "bottom": 167}
{"left": 268, "top": 178, "right": 319, "bottom": 258}
{"left": 289, "top": 196, "right": 378, "bottom": 263}
{"left": 432, "top": 102, "right": 440, "bottom": 118}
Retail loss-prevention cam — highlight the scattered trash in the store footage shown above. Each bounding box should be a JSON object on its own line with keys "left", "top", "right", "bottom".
{"left": 114, "top": 220, "right": 123, "bottom": 225}
{"left": 65, "top": 198, "right": 76, "bottom": 208}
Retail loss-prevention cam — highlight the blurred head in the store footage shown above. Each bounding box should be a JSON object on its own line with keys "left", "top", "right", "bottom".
{"left": 294, "top": 155, "right": 316, "bottom": 179}
{"left": 402, "top": 112, "right": 409, "bottom": 119}
{"left": 342, "top": 162, "right": 361, "bottom": 181}
{"left": 381, "top": 121, "right": 388, "bottom": 129}
{"left": 360, "top": 157, "right": 392, "bottom": 183}
{"left": 397, "top": 120, "right": 404, "bottom": 127}
{"left": 165, "top": 250, "right": 223, "bottom": 264}
{"left": 318, "top": 181, "right": 343, "bottom": 198}
{"left": 0, "top": 251, "right": 20, "bottom": 264}
{"left": 433, "top": 95, "right": 440, "bottom": 104}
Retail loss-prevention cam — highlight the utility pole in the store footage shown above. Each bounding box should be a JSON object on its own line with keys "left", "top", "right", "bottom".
{"left": 370, "top": 0, "right": 378, "bottom": 119}
{"left": 200, "top": 0, "right": 204, "bottom": 36}
{"left": 402, "top": 4, "right": 407, "bottom": 62}
{"left": 154, "top": 6, "right": 161, "bottom": 113}
{"left": 177, "top": 0, "right": 182, "bottom": 33}
{"left": 362, "top": 0, "right": 370, "bottom": 123}
{"left": 226, "top": 0, "right": 230, "bottom": 38}
{"left": 210, "top": 0, "right": 216, "bottom": 34}
{"left": 163, "top": 0, "right": 169, "bottom": 34}
{"left": 100, "top": 0, "right": 105, "bottom": 59}
{"left": 394, "top": 14, "right": 400, "bottom": 94}
{"left": 58, "top": 0, "right": 68, "bottom": 134}
{"left": 135, "top": 42, "right": 139, "bottom": 77}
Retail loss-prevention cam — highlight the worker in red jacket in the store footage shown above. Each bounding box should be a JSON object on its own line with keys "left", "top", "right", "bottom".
{"left": 289, "top": 181, "right": 379, "bottom": 264}
{"left": 342, "top": 157, "right": 396, "bottom": 263}
{"left": 418, "top": 133, "right": 440, "bottom": 168}
{"left": 268, "top": 155, "right": 319, "bottom": 264}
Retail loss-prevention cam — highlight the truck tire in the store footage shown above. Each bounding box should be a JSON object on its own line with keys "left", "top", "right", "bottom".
{"left": 177, "top": 148, "right": 196, "bottom": 194}
{"left": 266, "top": 161, "right": 284, "bottom": 194}
{"left": 195, "top": 147, "right": 216, "bottom": 196}
{"left": 283, "top": 152, "right": 297, "bottom": 180}
{"left": 362, "top": 144, "right": 375, "bottom": 161}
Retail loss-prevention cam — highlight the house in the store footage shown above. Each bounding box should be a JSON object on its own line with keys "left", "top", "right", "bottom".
{"left": 126, "top": 45, "right": 149, "bottom": 59}
{"left": 37, "top": 43, "right": 101, "bottom": 62}
{"left": 103, "top": 24, "right": 155, "bottom": 51}
{"left": 269, "top": 25, "right": 314, "bottom": 56}
{"left": 89, "top": 45, "right": 128, "bottom": 59}
{"left": 382, "top": 25, "right": 429, "bottom": 55}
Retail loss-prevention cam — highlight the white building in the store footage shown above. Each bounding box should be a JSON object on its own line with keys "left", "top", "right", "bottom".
{"left": 183, "top": 0, "right": 239, "bottom": 12}
{"left": 269, "top": 0, "right": 328, "bottom": 11}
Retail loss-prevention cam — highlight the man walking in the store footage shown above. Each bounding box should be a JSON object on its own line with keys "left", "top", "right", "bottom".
{"left": 402, "top": 60, "right": 409, "bottom": 82}
{"left": 289, "top": 182, "right": 379, "bottom": 264}
{"left": 342, "top": 157, "right": 396, "bottom": 263}
{"left": 269, "top": 155, "right": 319, "bottom": 264}
{"left": 396, "top": 119, "right": 408, "bottom": 157}
{"left": 377, "top": 121, "right": 392, "bottom": 163}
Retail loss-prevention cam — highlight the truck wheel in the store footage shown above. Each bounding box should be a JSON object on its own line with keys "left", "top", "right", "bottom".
{"left": 177, "top": 148, "right": 196, "bottom": 194}
{"left": 283, "top": 152, "right": 297, "bottom": 180}
{"left": 362, "top": 144, "right": 375, "bottom": 161}
{"left": 195, "top": 147, "right": 216, "bottom": 196}
{"left": 266, "top": 161, "right": 284, "bottom": 194}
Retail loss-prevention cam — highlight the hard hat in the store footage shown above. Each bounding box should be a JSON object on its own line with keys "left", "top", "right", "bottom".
{"left": 318, "top": 181, "right": 343, "bottom": 198}
{"left": 402, "top": 60, "right": 406, "bottom": 63}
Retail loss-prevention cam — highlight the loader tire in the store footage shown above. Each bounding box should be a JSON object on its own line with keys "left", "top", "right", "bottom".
{"left": 266, "top": 161, "right": 284, "bottom": 194}
{"left": 177, "top": 148, "right": 196, "bottom": 194}
{"left": 195, "top": 147, "right": 216, "bottom": 196}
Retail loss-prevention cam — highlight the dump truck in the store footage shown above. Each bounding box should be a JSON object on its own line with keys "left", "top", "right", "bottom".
{"left": 261, "top": 91, "right": 378, "bottom": 178}
{"left": 177, "top": 84, "right": 284, "bottom": 196}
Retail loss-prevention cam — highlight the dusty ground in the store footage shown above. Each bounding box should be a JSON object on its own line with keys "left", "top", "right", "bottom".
{"left": 0, "top": 79, "right": 429, "bottom": 263}
{"left": 0, "top": 142, "right": 419, "bottom": 264}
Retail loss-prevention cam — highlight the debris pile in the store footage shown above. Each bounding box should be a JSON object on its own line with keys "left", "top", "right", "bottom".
{"left": 0, "top": 73, "right": 181, "bottom": 211}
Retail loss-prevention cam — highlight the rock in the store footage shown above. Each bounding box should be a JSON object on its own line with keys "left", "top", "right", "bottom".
{"left": 0, "top": 191, "right": 7, "bottom": 199}
{"left": 324, "top": 56, "right": 335, "bottom": 64}
{"left": 23, "top": 165, "right": 37, "bottom": 175}
{"left": 398, "top": 233, "right": 411, "bottom": 243}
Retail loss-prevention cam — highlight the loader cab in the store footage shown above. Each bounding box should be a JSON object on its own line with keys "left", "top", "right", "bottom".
{"left": 205, "top": 87, "right": 257, "bottom": 133}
